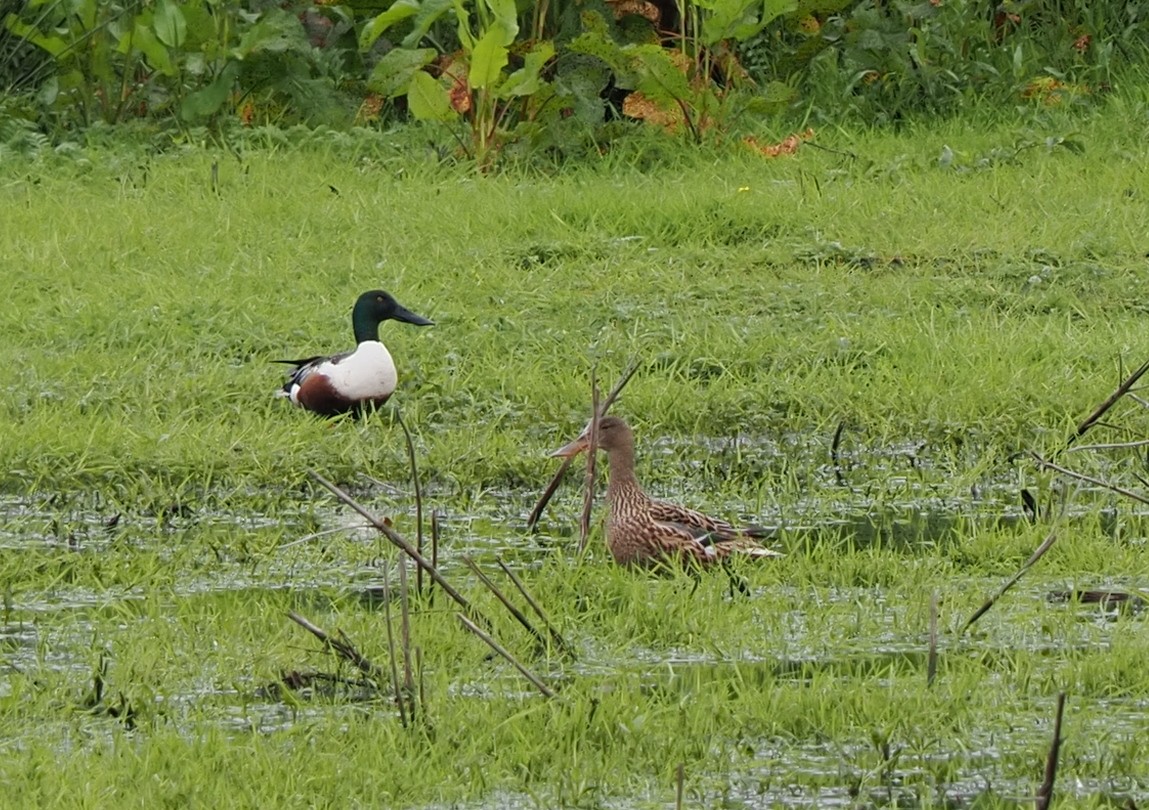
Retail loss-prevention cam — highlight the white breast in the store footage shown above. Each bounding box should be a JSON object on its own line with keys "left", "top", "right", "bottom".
{"left": 322, "top": 341, "right": 398, "bottom": 400}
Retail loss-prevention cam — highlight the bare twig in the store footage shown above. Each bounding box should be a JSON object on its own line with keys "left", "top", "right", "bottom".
{"left": 394, "top": 407, "right": 426, "bottom": 595}
{"left": 1030, "top": 452, "right": 1149, "bottom": 506}
{"left": 380, "top": 564, "right": 409, "bottom": 727}
{"left": 462, "top": 556, "right": 549, "bottom": 651}
{"left": 308, "top": 470, "right": 492, "bottom": 630}
{"left": 831, "top": 421, "right": 847, "bottom": 487}
{"left": 527, "top": 359, "right": 639, "bottom": 530}
{"left": 1034, "top": 693, "right": 1067, "bottom": 810}
{"left": 456, "top": 614, "right": 556, "bottom": 698}
{"left": 415, "top": 645, "right": 426, "bottom": 719}
{"left": 578, "top": 374, "right": 601, "bottom": 553}
{"left": 431, "top": 509, "right": 441, "bottom": 575}
{"left": 287, "top": 611, "right": 386, "bottom": 682}
{"left": 926, "top": 591, "right": 939, "bottom": 688}
{"left": 1063, "top": 358, "right": 1149, "bottom": 452}
{"left": 277, "top": 525, "right": 369, "bottom": 550}
{"left": 496, "top": 558, "right": 573, "bottom": 656}
{"left": 959, "top": 528, "right": 1059, "bottom": 635}
{"left": 398, "top": 556, "right": 416, "bottom": 721}
{"left": 1066, "top": 438, "right": 1149, "bottom": 453}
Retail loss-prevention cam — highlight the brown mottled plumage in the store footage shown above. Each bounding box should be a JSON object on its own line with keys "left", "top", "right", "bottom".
{"left": 550, "top": 416, "right": 783, "bottom": 569}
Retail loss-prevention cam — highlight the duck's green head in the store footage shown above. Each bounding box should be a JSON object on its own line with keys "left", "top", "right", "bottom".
{"left": 351, "top": 290, "right": 434, "bottom": 343}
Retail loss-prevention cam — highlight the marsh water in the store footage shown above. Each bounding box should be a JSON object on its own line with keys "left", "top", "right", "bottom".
{"left": 3, "top": 436, "right": 1147, "bottom": 809}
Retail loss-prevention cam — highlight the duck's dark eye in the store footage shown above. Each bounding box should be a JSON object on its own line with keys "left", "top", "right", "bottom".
{"left": 376, "top": 295, "right": 385, "bottom": 303}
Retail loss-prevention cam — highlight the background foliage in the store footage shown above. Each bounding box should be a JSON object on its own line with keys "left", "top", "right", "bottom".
{"left": 2, "top": 0, "right": 1148, "bottom": 162}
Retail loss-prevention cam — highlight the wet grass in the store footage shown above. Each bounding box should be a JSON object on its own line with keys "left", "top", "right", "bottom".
{"left": 4, "top": 99, "right": 1149, "bottom": 806}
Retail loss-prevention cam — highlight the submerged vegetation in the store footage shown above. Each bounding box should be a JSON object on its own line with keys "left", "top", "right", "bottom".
{"left": 3, "top": 83, "right": 1149, "bottom": 805}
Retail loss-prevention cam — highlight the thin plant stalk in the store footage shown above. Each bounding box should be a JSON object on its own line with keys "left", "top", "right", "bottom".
{"left": 286, "top": 611, "right": 386, "bottom": 682}
{"left": 380, "top": 562, "right": 409, "bottom": 728}
{"left": 528, "top": 359, "right": 638, "bottom": 530}
{"left": 1063, "top": 358, "right": 1149, "bottom": 452}
{"left": 456, "top": 614, "right": 556, "bottom": 699}
{"left": 926, "top": 591, "right": 939, "bottom": 687}
{"left": 308, "top": 470, "right": 493, "bottom": 631}
{"left": 462, "top": 556, "right": 550, "bottom": 652}
{"left": 1030, "top": 452, "right": 1149, "bottom": 506}
{"left": 394, "top": 407, "right": 426, "bottom": 595}
{"left": 960, "top": 528, "right": 1060, "bottom": 635}
{"left": 398, "top": 555, "right": 415, "bottom": 721}
{"left": 578, "top": 373, "right": 600, "bottom": 553}
{"left": 495, "top": 558, "right": 573, "bottom": 657}
{"left": 1034, "top": 693, "right": 1067, "bottom": 810}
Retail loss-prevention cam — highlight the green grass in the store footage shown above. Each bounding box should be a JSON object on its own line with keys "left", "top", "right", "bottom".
{"left": 3, "top": 100, "right": 1149, "bottom": 807}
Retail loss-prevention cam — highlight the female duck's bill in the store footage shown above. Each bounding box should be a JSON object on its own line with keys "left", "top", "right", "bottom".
{"left": 277, "top": 290, "right": 433, "bottom": 417}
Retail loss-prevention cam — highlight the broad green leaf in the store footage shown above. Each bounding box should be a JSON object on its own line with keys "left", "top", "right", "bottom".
{"left": 131, "top": 22, "right": 175, "bottom": 75}
{"left": 469, "top": 25, "right": 509, "bottom": 89}
{"left": 568, "top": 30, "right": 639, "bottom": 88}
{"left": 235, "top": 8, "right": 309, "bottom": 58}
{"left": 629, "top": 44, "right": 691, "bottom": 104}
{"left": 360, "top": 0, "right": 419, "bottom": 50}
{"left": 367, "top": 47, "right": 437, "bottom": 97}
{"left": 400, "top": 0, "right": 454, "bottom": 48}
{"left": 154, "top": 0, "right": 186, "bottom": 48}
{"left": 407, "top": 69, "right": 455, "bottom": 120}
{"left": 554, "top": 53, "right": 610, "bottom": 126}
{"left": 180, "top": 2, "right": 216, "bottom": 49}
{"left": 180, "top": 61, "right": 240, "bottom": 121}
{"left": 3, "top": 14, "right": 69, "bottom": 56}
{"left": 498, "top": 40, "right": 554, "bottom": 98}
{"left": 451, "top": 0, "right": 474, "bottom": 50}
{"left": 700, "top": 0, "right": 797, "bottom": 44}
{"left": 482, "top": 0, "right": 518, "bottom": 45}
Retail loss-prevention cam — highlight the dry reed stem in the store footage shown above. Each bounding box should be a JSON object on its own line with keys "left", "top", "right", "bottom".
{"left": 394, "top": 407, "right": 426, "bottom": 595}
{"left": 462, "top": 555, "right": 550, "bottom": 652}
{"left": 1030, "top": 452, "right": 1149, "bottom": 506}
{"left": 456, "top": 613, "right": 556, "bottom": 698}
{"left": 495, "top": 558, "right": 573, "bottom": 657}
{"left": 578, "top": 375, "right": 600, "bottom": 553}
{"left": 398, "top": 556, "right": 416, "bottom": 721}
{"left": 960, "top": 528, "right": 1060, "bottom": 635}
{"left": 1034, "top": 692, "right": 1067, "bottom": 810}
{"left": 286, "top": 611, "right": 387, "bottom": 683}
{"left": 1064, "top": 358, "right": 1149, "bottom": 452}
{"left": 831, "top": 421, "right": 847, "bottom": 487}
{"left": 308, "top": 470, "right": 493, "bottom": 631}
{"left": 527, "top": 359, "right": 639, "bottom": 529}
{"left": 927, "top": 591, "right": 939, "bottom": 687}
{"left": 380, "top": 563, "right": 409, "bottom": 727}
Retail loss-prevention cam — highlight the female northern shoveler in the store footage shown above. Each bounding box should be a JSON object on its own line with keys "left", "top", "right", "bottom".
{"left": 276, "top": 290, "right": 433, "bottom": 416}
{"left": 550, "top": 416, "right": 783, "bottom": 569}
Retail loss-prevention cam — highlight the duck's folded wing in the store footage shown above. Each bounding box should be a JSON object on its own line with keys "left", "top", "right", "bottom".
{"left": 648, "top": 500, "right": 735, "bottom": 534}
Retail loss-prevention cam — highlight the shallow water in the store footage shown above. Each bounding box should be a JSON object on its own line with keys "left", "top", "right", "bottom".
{"left": 2, "top": 469, "right": 1148, "bottom": 808}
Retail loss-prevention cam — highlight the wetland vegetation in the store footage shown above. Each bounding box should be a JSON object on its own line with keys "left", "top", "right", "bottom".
{"left": 4, "top": 98, "right": 1149, "bottom": 807}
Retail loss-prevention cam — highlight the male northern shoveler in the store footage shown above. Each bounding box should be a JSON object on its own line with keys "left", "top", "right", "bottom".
{"left": 276, "top": 290, "right": 433, "bottom": 416}
{"left": 550, "top": 415, "right": 783, "bottom": 569}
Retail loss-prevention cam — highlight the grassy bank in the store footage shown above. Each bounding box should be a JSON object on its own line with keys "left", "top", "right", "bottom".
{"left": 3, "top": 105, "right": 1149, "bottom": 500}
